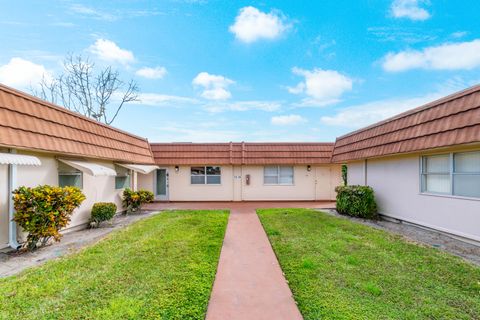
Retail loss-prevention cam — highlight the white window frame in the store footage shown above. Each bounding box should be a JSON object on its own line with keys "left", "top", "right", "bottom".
{"left": 114, "top": 166, "right": 131, "bottom": 190}
{"left": 190, "top": 166, "right": 221, "bottom": 185}
{"left": 263, "top": 165, "right": 294, "bottom": 186}
{"left": 58, "top": 170, "right": 83, "bottom": 188}
{"left": 115, "top": 174, "right": 131, "bottom": 190}
{"left": 420, "top": 150, "right": 480, "bottom": 199}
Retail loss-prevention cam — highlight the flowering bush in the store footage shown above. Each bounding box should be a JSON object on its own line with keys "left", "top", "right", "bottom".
{"left": 138, "top": 189, "right": 154, "bottom": 204}
{"left": 122, "top": 188, "right": 154, "bottom": 213}
{"left": 90, "top": 202, "right": 117, "bottom": 228}
{"left": 13, "top": 185, "right": 86, "bottom": 250}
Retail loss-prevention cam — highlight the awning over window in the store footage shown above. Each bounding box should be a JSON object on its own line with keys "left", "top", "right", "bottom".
{"left": 115, "top": 163, "right": 159, "bottom": 174}
{"left": 58, "top": 159, "right": 117, "bottom": 176}
{"left": 0, "top": 153, "right": 41, "bottom": 166}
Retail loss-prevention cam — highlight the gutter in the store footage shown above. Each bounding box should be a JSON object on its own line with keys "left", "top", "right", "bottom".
{"left": 8, "top": 149, "right": 21, "bottom": 249}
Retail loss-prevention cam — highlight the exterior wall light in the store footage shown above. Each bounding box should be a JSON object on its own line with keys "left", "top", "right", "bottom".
{"left": 307, "top": 165, "right": 312, "bottom": 172}
{"left": 175, "top": 165, "right": 179, "bottom": 172}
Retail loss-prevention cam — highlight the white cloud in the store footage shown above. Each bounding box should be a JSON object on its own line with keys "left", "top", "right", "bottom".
{"left": 0, "top": 57, "right": 51, "bottom": 89}
{"left": 155, "top": 123, "right": 244, "bottom": 142}
{"left": 192, "top": 72, "right": 234, "bottom": 100}
{"left": 288, "top": 67, "right": 353, "bottom": 106}
{"left": 451, "top": 31, "right": 467, "bottom": 39}
{"left": 271, "top": 114, "right": 306, "bottom": 125}
{"left": 320, "top": 91, "right": 454, "bottom": 128}
{"left": 382, "top": 39, "right": 480, "bottom": 72}
{"left": 204, "top": 100, "right": 281, "bottom": 113}
{"left": 391, "top": 0, "right": 430, "bottom": 21}
{"left": 131, "top": 93, "right": 199, "bottom": 106}
{"left": 89, "top": 39, "right": 135, "bottom": 65}
{"left": 229, "top": 6, "right": 289, "bottom": 43}
{"left": 70, "top": 4, "right": 117, "bottom": 21}
{"left": 136, "top": 66, "right": 167, "bottom": 79}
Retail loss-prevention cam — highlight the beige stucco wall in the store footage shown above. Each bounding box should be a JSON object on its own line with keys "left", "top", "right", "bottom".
{"left": 0, "top": 150, "right": 127, "bottom": 249}
{"left": 168, "top": 165, "right": 235, "bottom": 201}
{"left": 140, "top": 164, "right": 342, "bottom": 202}
{"left": 347, "top": 160, "right": 366, "bottom": 185}
{"left": 137, "top": 170, "right": 154, "bottom": 192}
{"left": 347, "top": 150, "right": 480, "bottom": 242}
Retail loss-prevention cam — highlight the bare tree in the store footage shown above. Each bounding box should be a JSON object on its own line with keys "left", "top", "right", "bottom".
{"left": 33, "top": 54, "right": 139, "bottom": 125}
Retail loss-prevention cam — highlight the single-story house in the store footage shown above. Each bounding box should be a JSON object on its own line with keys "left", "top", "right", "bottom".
{"left": 0, "top": 84, "right": 158, "bottom": 249}
{"left": 332, "top": 85, "right": 480, "bottom": 243}
{"left": 1, "top": 81, "right": 479, "bottom": 248}
{"left": 139, "top": 142, "right": 342, "bottom": 201}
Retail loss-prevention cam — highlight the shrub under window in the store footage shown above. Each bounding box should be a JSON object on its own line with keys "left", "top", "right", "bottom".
{"left": 122, "top": 188, "right": 154, "bottom": 213}
{"left": 13, "top": 185, "right": 86, "bottom": 250}
{"left": 335, "top": 185, "right": 377, "bottom": 219}
{"left": 90, "top": 202, "right": 117, "bottom": 227}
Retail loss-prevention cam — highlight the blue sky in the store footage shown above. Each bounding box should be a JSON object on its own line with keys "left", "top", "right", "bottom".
{"left": 1, "top": 0, "right": 480, "bottom": 142}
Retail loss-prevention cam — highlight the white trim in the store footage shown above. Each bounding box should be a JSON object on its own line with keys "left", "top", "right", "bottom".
{"left": 0, "top": 153, "right": 41, "bottom": 166}
{"left": 8, "top": 150, "right": 20, "bottom": 249}
{"left": 418, "top": 192, "right": 480, "bottom": 202}
{"left": 115, "top": 163, "right": 159, "bottom": 175}
{"left": 58, "top": 159, "right": 116, "bottom": 176}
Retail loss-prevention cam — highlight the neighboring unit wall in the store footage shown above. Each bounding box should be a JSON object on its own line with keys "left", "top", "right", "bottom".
{"left": 242, "top": 165, "right": 316, "bottom": 201}
{"left": 168, "top": 165, "right": 235, "bottom": 201}
{"left": 349, "top": 153, "right": 480, "bottom": 242}
{"left": 141, "top": 164, "right": 342, "bottom": 201}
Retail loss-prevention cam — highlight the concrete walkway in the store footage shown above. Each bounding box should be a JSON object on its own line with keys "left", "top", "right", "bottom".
{"left": 143, "top": 201, "right": 334, "bottom": 320}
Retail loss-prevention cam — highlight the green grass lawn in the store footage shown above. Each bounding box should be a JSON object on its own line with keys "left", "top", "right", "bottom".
{"left": 0, "top": 210, "right": 229, "bottom": 320}
{"left": 258, "top": 208, "right": 480, "bottom": 320}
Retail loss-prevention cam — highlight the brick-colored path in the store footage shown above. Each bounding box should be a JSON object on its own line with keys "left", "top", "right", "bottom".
{"left": 143, "top": 201, "right": 334, "bottom": 320}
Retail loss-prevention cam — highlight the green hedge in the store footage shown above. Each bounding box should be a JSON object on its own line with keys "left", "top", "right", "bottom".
{"left": 90, "top": 202, "right": 117, "bottom": 227}
{"left": 335, "top": 185, "right": 378, "bottom": 219}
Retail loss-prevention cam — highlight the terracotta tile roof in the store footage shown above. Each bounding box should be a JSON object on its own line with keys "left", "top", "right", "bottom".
{"left": 150, "top": 142, "right": 334, "bottom": 165}
{"left": 332, "top": 85, "right": 480, "bottom": 162}
{"left": 0, "top": 84, "right": 154, "bottom": 164}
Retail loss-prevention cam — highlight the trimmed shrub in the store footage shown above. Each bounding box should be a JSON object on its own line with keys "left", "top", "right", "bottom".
{"left": 13, "top": 185, "right": 86, "bottom": 250}
{"left": 122, "top": 188, "right": 154, "bottom": 213}
{"left": 335, "top": 185, "right": 377, "bottom": 219}
{"left": 90, "top": 202, "right": 117, "bottom": 227}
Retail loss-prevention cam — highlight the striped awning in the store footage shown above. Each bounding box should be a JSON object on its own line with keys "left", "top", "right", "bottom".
{"left": 115, "top": 163, "right": 159, "bottom": 174}
{"left": 0, "top": 153, "right": 41, "bottom": 166}
{"left": 58, "top": 159, "right": 117, "bottom": 176}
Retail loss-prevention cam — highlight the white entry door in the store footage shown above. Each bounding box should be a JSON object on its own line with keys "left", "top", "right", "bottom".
{"left": 155, "top": 168, "right": 169, "bottom": 201}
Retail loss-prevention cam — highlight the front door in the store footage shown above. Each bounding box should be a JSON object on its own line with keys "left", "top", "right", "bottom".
{"left": 155, "top": 169, "right": 169, "bottom": 201}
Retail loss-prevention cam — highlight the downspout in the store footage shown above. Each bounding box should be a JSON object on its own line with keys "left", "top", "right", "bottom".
{"left": 364, "top": 159, "right": 368, "bottom": 186}
{"left": 8, "top": 149, "right": 20, "bottom": 249}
